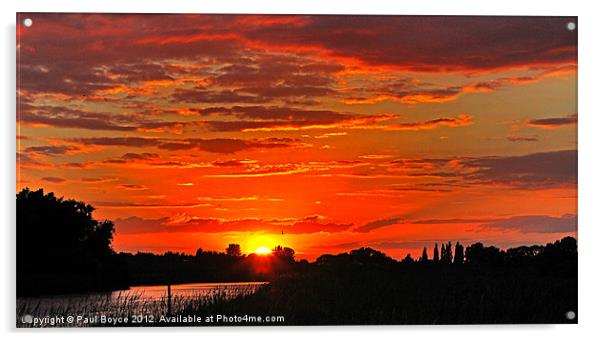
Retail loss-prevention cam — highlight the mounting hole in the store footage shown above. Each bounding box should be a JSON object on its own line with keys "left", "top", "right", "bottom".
{"left": 23, "top": 18, "right": 33, "bottom": 27}
{"left": 565, "top": 310, "right": 576, "bottom": 320}
{"left": 566, "top": 22, "right": 576, "bottom": 31}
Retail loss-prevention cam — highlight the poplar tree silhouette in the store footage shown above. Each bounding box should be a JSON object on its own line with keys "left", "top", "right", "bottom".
{"left": 453, "top": 242, "right": 464, "bottom": 264}
{"left": 441, "top": 242, "right": 453, "bottom": 264}
{"left": 433, "top": 244, "right": 439, "bottom": 262}
{"left": 420, "top": 247, "right": 429, "bottom": 262}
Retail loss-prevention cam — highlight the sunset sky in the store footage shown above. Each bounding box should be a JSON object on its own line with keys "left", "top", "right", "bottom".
{"left": 16, "top": 14, "right": 577, "bottom": 260}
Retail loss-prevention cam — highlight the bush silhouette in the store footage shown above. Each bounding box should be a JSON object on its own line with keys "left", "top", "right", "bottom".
{"left": 17, "top": 188, "right": 128, "bottom": 296}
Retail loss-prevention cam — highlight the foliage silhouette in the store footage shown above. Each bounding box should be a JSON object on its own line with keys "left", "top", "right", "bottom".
{"left": 226, "top": 244, "right": 242, "bottom": 257}
{"left": 272, "top": 245, "right": 295, "bottom": 261}
{"left": 433, "top": 244, "right": 439, "bottom": 262}
{"left": 17, "top": 188, "right": 128, "bottom": 296}
{"left": 420, "top": 247, "right": 429, "bottom": 262}
{"left": 453, "top": 241, "right": 464, "bottom": 264}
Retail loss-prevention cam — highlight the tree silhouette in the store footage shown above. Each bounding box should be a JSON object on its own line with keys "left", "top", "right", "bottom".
{"left": 349, "top": 247, "right": 395, "bottom": 265}
{"left": 453, "top": 242, "right": 464, "bottom": 264}
{"left": 273, "top": 245, "right": 295, "bottom": 260}
{"left": 546, "top": 236, "right": 577, "bottom": 257}
{"left": 433, "top": 244, "right": 439, "bottom": 262}
{"left": 420, "top": 247, "right": 429, "bottom": 262}
{"left": 17, "top": 188, "right": 127, "bottom": 296}
{"left": 226, "top": 243, "right": 242, "bottom": 257}
{"left": 465, "top": 242, "right": 504, "bottom": 265}
{"left": 441, "top": 242, "right": 453, "bottom": 264}
{"left": 401, "top": 253, "right": 414, "bottom": 264}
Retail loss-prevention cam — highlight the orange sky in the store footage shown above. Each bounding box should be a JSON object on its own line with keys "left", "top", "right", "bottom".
{"left": 16, "top": 14, "right": 577, "bottom": 260}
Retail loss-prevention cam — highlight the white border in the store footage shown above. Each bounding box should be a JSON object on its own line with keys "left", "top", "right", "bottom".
{"left": 2, "top": 1, "right": 600, "bottom": 340}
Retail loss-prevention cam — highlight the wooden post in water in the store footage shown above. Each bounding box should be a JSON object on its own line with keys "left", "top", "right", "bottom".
{"left": 167, "top": 283, "right": 172, "bottom": 316}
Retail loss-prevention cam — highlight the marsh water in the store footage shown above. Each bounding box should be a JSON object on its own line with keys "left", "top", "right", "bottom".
{"left": 17, "top": 281, "right": 267, "bottom": 324}
{"left": 112, "top": 281, "right": 267, "bottom": 300}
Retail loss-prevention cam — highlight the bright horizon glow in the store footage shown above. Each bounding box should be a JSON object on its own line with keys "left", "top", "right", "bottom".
{"left": 255, "top": 246, "right": 271, "bottom": 255}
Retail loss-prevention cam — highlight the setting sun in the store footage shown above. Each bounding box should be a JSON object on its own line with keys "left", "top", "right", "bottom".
{"left": 255, "top": 246, "right": 271, "bottom": 255}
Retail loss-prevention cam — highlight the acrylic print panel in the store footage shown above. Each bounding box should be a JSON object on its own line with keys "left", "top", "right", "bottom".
{"left": 16, "top": 13, "right": 577, "bottom": 327}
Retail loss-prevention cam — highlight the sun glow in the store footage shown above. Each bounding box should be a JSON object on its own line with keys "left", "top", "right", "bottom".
{"left": 255, "top": 246, "right": 271, "bottom": 255}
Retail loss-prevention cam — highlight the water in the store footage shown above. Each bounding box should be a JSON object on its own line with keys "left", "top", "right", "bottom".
{"left": 112, "top": 281, "right": 268, "bottom": 300}
{"left": 17, "top": 281, "right": 267, "bottom": 326}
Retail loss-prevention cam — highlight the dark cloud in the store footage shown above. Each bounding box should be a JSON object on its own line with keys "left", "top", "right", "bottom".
{"left": 387, "top": 115, "right": 473, "bottom": 130}
{"left": 201, "top": 54, "right": 339, "bottom": 102}
{"left": 17, "top": 152, "right": 38, "bottom": 164}
{"left": 482, "top": 214, "right": 577, "bottom": 233}
{"left": 20, "top": 104, "right": 187, "bottom": 133}
{"left": 194, "top": 106, "right": 469, "bottom": 132}
{"left": 408, "top": 214, "right": 577, "bottom": 234}
{"left": 17, "top": 14, "right": 576, "bottom": 101}
{"left": 24, "top": 145, "right": 79, "bottom": 155}
{"left": 157, "top": 137, "right": 304, "bottom": 154}
{"left": 107, "top": 63, "right": 174, "bottom": 83}
{"left": 114, "top": 217, "right": 171, "bottom": 234}
{"left": 527, "top": 113, "right": 577, "bottom": 128}
{"left": 212, "top": 159, "right": 249, "bottom": 167}
{"left": 461, "top": 150, "right": 577, "bottom": 189}
{"left": 73, "top": 137, "right": 159, "bottom": 148}
{"left": 121, "top": 152, "right": 160, "bottom": 160}
{"left": 171, "top": 88, "right": 267, "bottom": 104}
{"left": 345, "top": 85, "right": 464, "bottom": 105}
{"left": 81, "top": 177, "right": 117, "bottom": 183}
{"left": 20, "top": 105, "right": 137, "bottom": 131}
{"left": 237, "top": 85, "right": 334, "bottom": 99}
{"left": 384, "top": 150, "right": 576, "bottom": 190}
{"left": 18, "top": 62, "right": 117, "bottom": 96}
{"left": 506, "top": 136, "right": 539, "bottom": 142}
{"left": 355, "top": 216, "right": 405, "bottom": 233}
{"left": 21, "top": 101, "right": 415, "bottom": 134}
{"left": 72, "top": 136, "right": 304, "bottom": 154}
{"left": 119, "top": 184, "right": 147, "bottom": 190}
{"left": 412, "top": 218, "right": 495, "bottom": 224}
{"left": 289, "top": 220, "right": 353, "bottom": 234}
{"left": 224, "top": 106, "right": 346, "bottom": 121}
{"left": 244, "top": 16, "right": 576, "bottom": 72}
{"left": 41, "top": 176, "right": 66, "bottom": 183}
{"left": 200, "top": 106, "right": 388, "bottom": 131}
{"left": 388, "top": 186, "right": 453, "bottom": 193}
{"left": 93, "top": 201, "right": 204, "bottom": 208}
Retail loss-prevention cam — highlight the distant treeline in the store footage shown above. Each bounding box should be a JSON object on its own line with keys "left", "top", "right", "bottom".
{"left": 117, "top": 235, "right": 577, "bottom": 288}
{"left": 188, "top": 237, "right": 577, "bottom": 325}
{"left": 70, "top": 236, "right": 575, "bottom": 325}
{"left": 117, "top": 245, "right": 302, "bottom": 286}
